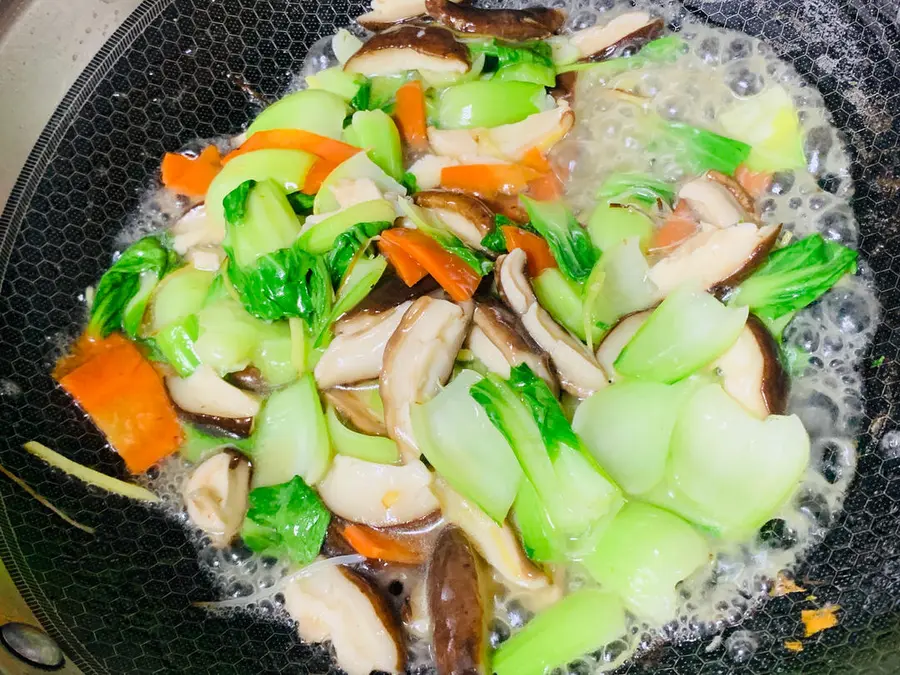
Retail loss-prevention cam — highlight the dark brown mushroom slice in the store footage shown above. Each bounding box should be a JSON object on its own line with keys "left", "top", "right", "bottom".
{"left": 358, "top": 0, "right": 472, "bottom": 31}
{"left": 328, "top": 511, "right": 446, "bottom": 566}
{"left": 710, "top": 224, "right": 782, "bottom": 297}
{"left": 577, "top": 17, "right": 665, "bottom": 63}
{"left": 414, "top": 190, "right": 495, "bottom": 250}
{"left": 714, "top": 315, "right": 788, "bottom": 418}
{"left": 706, "top": 169, "right": 758, "bottom": 218}
{"left": 184, "top": 449, "right": 252, "bottom": 547}
{"left": 178, "top": 410, "right": 254, "bottom": 438}
{"left": 425, "top": 0, "right": 564, "bottom": 40}
{"left": 428, "top": 527, "right": 490, "bottom": 675}
{"left": 550, "top": 71, "right": 578, "bottom": 106}
{"left": 225, "top": 365, "right": 268, "bottom": 393}
{"left": 345, "top": 24, "right": 470, "bottom": 76}
{"left": 324, "top": 382, "right": 389, "bottom": 436}
{"left": 471, "top": 298, "right": 559, "bottom": 395}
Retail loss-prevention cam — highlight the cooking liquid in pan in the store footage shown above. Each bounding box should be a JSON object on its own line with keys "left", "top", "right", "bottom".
{"left": 130, "top": 1, "right": 880, "bottom": 671}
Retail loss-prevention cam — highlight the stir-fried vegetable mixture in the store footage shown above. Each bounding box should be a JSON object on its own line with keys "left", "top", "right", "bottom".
{"left": 47, "top": 2, "right": 864, "bottom": 674}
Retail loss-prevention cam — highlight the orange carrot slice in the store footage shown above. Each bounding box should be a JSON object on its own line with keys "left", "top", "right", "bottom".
{"left": 650, "top": 201, "right": 698, "bottom": 251}
{"left": 441, "top": 163, "right": 542, "bottom": 197}
{"left": 160, "top": 145, "right": 222, "bottom": 198}
{"left": 520, "top": 147, "right": 553, "bottom": 173}
{"left": 735, "top": 163, "right": 773, "bottom": 200}
{"left": 57, "top": 334, "right": 183, "bottom": 474}
{"left": 378, "top": 235, "right": 428, "bottom": 286}
{"left": 302, "top": 158, "right": 339, "bottom": 195}
{"left": 379, "top": 228, "right": 481, "bottom": 301}
{"left": 501, "top": 226, "right": 557, "bottom": 277}
{"left": 223, "top": 129, "right": 360, "bottom": 166}
{"left": 342, "top": 524, "right": 425, "bottom": 564}
{"left": 394, "top": 81, "right": 429, "bottom": 152}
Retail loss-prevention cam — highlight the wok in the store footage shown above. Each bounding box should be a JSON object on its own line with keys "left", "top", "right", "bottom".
{"left": 0, "top": 0, "right": 899, "bottom": 673}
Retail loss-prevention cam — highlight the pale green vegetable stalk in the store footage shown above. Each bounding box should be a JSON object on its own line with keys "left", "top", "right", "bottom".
{"left": 298, "top": 199, "right": 396, "bottom": 254}
{"left": 436, "top": 80, "right": 550, "bottom": 129}
{"left": 325, "top": 405, "right": 400, "bottom": 464}
{"left": 493, "top": 589, "right": 628, "bottom": 675}
{"left": 249, "top": 374, "right": 332, "bottom": 488}
{"left": 23, "top": 441, "right": 160, "bottom": 503}
{"left": 532, "top": 268, "right": 602, "bottom": 345}
{"left": 150, "top": 267, "right": 215, "bottom": 331}
{"left": 615, "top": 286, "right": 748, "bottom": 383}
{"left": 350, "top": 110, "right": 404, "bottom": 180}
{"left": 411, "top": 370, "right": 523, "bottom": 523}
{"left": 313, "top": 151, "right": 407, "bottom": 215}
{"left": 306, "top": 66, "right": 366, "bottom": 101}
{"left": 247, "top": 89, "right": 349, "bottom": 139}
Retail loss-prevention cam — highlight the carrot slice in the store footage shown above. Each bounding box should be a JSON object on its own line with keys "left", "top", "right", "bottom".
{"left": 223, "top": 129, "right": 360, "bottom": 166}
{"left": 160, "top": 145, "right": 222, "bottom": 198}
{"left": 394, "top": 81, "right": 429, "bottom": 152}
{"left": 526, "top": 171, "right": 564, "bottom": 201}
{"left": 441, "top": 163, "right": 542, "bottom": 197}
{"left": 302, "top": 158, "right": 339, "bottom": 195}
{"left": 735, "top": 163, "right": 773, "bottom": 200}
{"left": 501, "top": 226, "right": 557, "bottom": 277}
{"left": 379, "top": 228, "right": 481, "bottom": 302}
{"left": 57, "top": 334, "right": 183, "bottom": 474}
{"left": 650, "top": 201, "right": 698, "bottom": 251}
{"left": 342, "top": 524, "right": 425, "bottom": 564}
{"left": 378, "top": 236, "right": 428, "bottom": 286}
{"left": 520, "top": 147, "right": 553, "bottom": 174}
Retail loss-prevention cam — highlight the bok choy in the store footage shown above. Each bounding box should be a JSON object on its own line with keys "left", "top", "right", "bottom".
{"left": 521, "top": 196, "right": 598, "bottom": 283}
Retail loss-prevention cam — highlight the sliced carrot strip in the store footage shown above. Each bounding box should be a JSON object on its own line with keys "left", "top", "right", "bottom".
{"left": 394, "top": 81, "right": 429, "bottom": 152}
{"left": 735, "top": 163, "right": 773, "bottom": 200}
{"left": 160, "top": 145, "right": 222, "bottom": 198}
{"left": 441, "top": 163, "right": 542, "bottom": 197}
{"left": 342, "top": 524, "right": 425, "bottom": 564}
{"left": 526, "top": 171, "right": 564, "bottom": 201}
{"left": 223, "top": 129, "right": 360, "bottom": 166}
{"left": 520, "top": 147, "right": 553, "bottom": 173}
{"left": 301, "top": 158, "right": 339, "bottom": 195}
{"left": 650, "top": 201, "right": 698, "bottom": 251}
{"left": 378, "top": 236, "right": 428, "bottom": 286}
{"left": 57, "top": 334, "right": 183, "bottom": 474}
{"left": 501, "top": 226, "right": 557, "bottom": 277}
{"left": 379, "top": 228, "right": 481, "bottom": 302}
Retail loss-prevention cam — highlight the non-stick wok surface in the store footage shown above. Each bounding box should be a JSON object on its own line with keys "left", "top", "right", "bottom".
{"left": 1, "top": 0, "right": 899, "bottom": 672}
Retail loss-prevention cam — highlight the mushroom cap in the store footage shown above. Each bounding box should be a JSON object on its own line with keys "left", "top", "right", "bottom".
{"left": 184, "top": 450, "right": 251, "bottom": 547}
{"left": 594, "top": 310, "right": 653, "bottom": 383}
{"left": 225, "top": 365, "right": 268, "bottom": 394}
{"left": 471, "top": 298, "right": 559, "bottom": 394}
{"left": 572, "top": 12, "right": 664, "bottom": 62}
{"left": 648, "top": 223, "right": 781, "bottom": 297}
{"left": 284, "top": 561, "right": 405, "bottom": 675}
{"left": 714, "top": 315, "right": 788, "bottom": 417}
{"left": 345, "top": 24, "right": 470, "bottom": 76}
{"left": 677, "top": 175, "right": 749, "bottom": 229}
{"left": 166, "top": 364, "right": 261, "bottom": 419}
{"left": 414, "top": 190, "right": 495, "bottom": 250}
{"left": 324, "top": 382, "right": 388, "bottom": 437}
{"left": 428, "top": 527, "right": 491, "bottom": 675}
{"left": 314, "top": 301, "right": 413, "bottom": 390}
{"left": 380, "top": 296, "right": 473, "bottom": 461}
{"left": 425, "top": 0, "right": 564, "bottom": 40}
{"left": 318, "top": 455, "right": 441, "bottom": 527}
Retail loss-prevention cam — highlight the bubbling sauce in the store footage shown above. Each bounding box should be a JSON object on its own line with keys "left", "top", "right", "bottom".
{"left": 142, "top": 1, "right": 880, "bottom": 671}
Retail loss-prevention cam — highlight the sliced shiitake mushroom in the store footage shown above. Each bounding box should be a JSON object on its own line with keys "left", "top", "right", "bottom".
{"left": 225, "top": 365, "right": 268, "bottom": 394}
{"left": 713, "top": 315, "right": 788, "bottom": 417}
{"left": 330, "top": 511, "right": 445, "bottom": 566}
{"left": 496, "top": 249, "right": 608, "bottom": 397}
{"left": 428, "top": 527, "right": 491, "bottom": 675}
{"left": 648, "top": 223, "right": 781, "bottom": 297}
{"left": 345, "top": 24, "right": 470, "bottom": 76}
{"left": 178, "top": 410, "right": 254, "bottom": 438}
{"left": 184, "top": 450, "right": 251, "bottom": 547}
{"left": 550, "top": 71, "right": 578, "bottom": 106}
{"left": 314, "top": 300, "right": 413, "bottom": 390}
{"left": 380, "top": 296, "right": 473, "bottom": 461}
{"left": 594, "top": 310, "right": 652, "bottom": 383}
{"left": 677, "top": 174, "right": 748, "bottom": 229}
{"left": 341, "top": 273, "right": 440, "bottom": 323}
{"left": 571, "top": 11, "right": 664, "bottom": 62}
{"left": 324, "top": 381, "right": 388, "bottom": 436}
{"left": 414, "top": 190, "right": 495, "bottom": 250}
{"left": 318, "top": 455, "right": 440, "bottom": 526}
{"left": 469, "top": 298, "right": 559, "bottom": 394}
{"left": 284, "top": 561, "right": 406, "bottom": 675}
{"left": 706, "top": 169, "right": 757, "bottom": 217}
{"left": 358, "top": 0, "right": 430, "bottom": 31}
{"left": 167, "top": 365, "right": 261, "bottom": 420}
{"left": 425, "top": 0, "right": 564, "bottom": 40}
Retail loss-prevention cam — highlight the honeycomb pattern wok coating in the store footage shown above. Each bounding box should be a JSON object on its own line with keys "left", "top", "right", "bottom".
{"left": 0, "top": 0, "right": 899, "bottom": 673}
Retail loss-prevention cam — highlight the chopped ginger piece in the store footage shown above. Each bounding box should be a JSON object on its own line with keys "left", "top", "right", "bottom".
{"left": 771, "top": 572, "right": 807, "bottom": 597}
{"left": 784, "top": 640, "right": 804, "bottom": 653}
{"left": 801, "top": 605, "right": 840, "bottom": 637}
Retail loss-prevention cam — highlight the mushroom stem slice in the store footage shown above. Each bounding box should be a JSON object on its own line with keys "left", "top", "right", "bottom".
{"left": 380, "top": 296, "right": 472, "bottom": 462}
{"left": 706, "top": 169, "right": 757, "bottom": 217}
{"left": 571, "top": 12, "right": 664, "bottom": 62}
{"left": 284, "top": 561, "right": 405, "bottom": 675}
{"left": 324, "top": 381, "right": 388, "bottom": 436}
{"left": 425, "top": 0, "right": 564, "bottom": 40}
{"left": 677, "top": 175, "right": 748, "bottom": 229}
{"left": 166, "top": 364, "right": 261, "bottom": 419}
{"left": 314, "top": 301, "right": 413, "bottom": 390}
{"left": 428, "top": 527, "right": 491, "bottom": 675}
{"left": 184, "top": 450, "right": 251, "bottom": 547}
{"left": 345, "top": 25, "right": 470, "bottom": 76}
{"left": 594, "top": 310, "right": 652, "bottom": 383}
{"left": 414, "top": 190, "right": 495, "bottom": 250}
